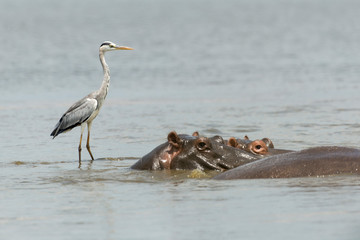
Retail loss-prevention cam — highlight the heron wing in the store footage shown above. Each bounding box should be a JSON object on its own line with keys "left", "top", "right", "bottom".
{"left": 51, "top": 98, "right": 98, "bottom": 138}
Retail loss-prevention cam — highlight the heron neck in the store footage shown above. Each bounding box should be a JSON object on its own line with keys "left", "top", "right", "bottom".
{"left": 99, "top": 51, "right": 110, "bottom": 98}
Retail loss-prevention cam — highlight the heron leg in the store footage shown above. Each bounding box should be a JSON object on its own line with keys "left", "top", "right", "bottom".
{"left": 78, "top": 123, "right": 86, "bottom": 167}
{"left": 86, "top": 122, "right": 95, "bottom": 160}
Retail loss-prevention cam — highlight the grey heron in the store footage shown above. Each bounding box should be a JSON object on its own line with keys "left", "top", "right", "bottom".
{"left": 51, "top": 41, "right": 133, "bottom": 165}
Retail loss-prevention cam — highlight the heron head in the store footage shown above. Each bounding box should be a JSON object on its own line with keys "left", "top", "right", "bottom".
{"left": 100, "top": 41, "right": 133, "bottom": 52}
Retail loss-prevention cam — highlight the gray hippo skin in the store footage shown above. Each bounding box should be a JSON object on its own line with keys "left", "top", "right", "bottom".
{"left": 131, "top": 131, "right": 268, "bottom": 171}
{"left": 214, "top": 146, "right": 360, "bottom": 180}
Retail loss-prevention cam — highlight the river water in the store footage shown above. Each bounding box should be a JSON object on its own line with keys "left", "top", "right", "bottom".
{"left": 1, "top": 0, "right": 360, "bottom": 239}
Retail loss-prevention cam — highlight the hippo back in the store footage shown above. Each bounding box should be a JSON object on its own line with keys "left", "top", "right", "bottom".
{"left": 214, "top": 146, "right": 360, "bottom": 180}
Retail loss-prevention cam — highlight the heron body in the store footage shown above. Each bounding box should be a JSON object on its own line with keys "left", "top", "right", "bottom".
{"left": 51, "top": 41, "right": 133, "bottom": 165}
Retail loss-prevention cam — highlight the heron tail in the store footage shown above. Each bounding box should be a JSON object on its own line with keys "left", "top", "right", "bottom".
{"left": 50, "top": 122, "right": 61, "bottom": 139}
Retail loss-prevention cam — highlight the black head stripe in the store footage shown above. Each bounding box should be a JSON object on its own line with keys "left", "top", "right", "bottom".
{"left": 100, "top": 42, "right": 111, "bottom": 47}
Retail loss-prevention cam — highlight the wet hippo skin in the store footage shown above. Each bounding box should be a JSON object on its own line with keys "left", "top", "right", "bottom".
{"left": 213, "top": 146, "right": 360, "bottom": 180}
{"left": 131, "top": 131, "right": 269, "bottom": 171}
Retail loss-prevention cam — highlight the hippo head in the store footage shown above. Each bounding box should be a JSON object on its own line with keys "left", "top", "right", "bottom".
{"left": 227, "top": 135, "right": 292, "bottom": 156}
{"left": 131, "top": 131, "right": 262, "bottom": 171}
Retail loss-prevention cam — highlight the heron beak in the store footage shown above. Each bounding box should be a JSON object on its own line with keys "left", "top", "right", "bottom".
{"left": 115, "top": 46, "right": 133, "bottom": 50}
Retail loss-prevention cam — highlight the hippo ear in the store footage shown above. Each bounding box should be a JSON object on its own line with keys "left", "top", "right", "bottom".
{"left": 192, "top": 131, "right": 199, "bottom": 137}
{"left": 227, "top": 137, "right": 238, "bottom": 148}
{"left": 244, "top": 135, "right": 249, "bottom": 140}
{"left": 168, "top": 131, "right": 182, "bottom": 149}
{"left": 262, "top": 138, "right": 274, "bottom": 148}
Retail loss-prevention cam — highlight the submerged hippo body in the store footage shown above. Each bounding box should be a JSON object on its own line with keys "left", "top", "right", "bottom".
{"left": 131, "top": 131, "right": 268, "bottom": 171}
{"left": 214, "top": 146, "right": 360, "bottom": 180}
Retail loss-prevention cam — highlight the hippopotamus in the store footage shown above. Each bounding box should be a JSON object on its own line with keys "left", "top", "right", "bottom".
{"left": 131, "top": 131, "right": 281, "bottom": 171}
{"left": 226, "top": 135, "right": 292, "bottom": 156}
{"left": 213, "top": 146, "right": 360, "bottom": 180}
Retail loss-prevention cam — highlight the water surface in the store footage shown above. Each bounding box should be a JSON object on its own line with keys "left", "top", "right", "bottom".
{"left": 1, "top": 0, "right": 360, "bottom": 239}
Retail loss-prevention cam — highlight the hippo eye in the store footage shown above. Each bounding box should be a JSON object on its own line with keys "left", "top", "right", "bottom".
{"left": 249, "top": 140, "right": 268, "bottom": 155}
{"left": 196, "top": 141, "right": 208, "bottom": 151}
